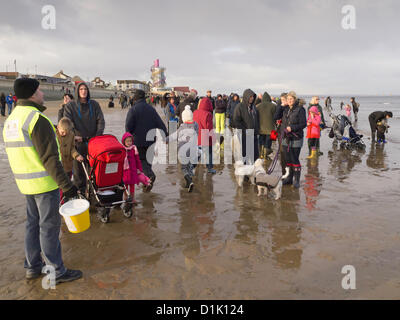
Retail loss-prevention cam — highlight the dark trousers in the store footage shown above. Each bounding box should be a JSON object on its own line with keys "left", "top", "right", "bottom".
{"left": 72, "top": 142, "right": 88, "bottom": 191}
{"left": 259, "top": 134, "right": 272, "bottom": 150}
{"left": 283, "top": 145, "right": 302, "bottom": 168}
{"left": 308, "top": 138, "right": 318, "bottom": 149}
{"left": 137, "top": 146, "right": 156, "bottom": 182}
{"left": 0, "top": 103, "right": 5, "bottom": 116}
{"left": 368, "top": 115, "right": 377, "bottom": 140}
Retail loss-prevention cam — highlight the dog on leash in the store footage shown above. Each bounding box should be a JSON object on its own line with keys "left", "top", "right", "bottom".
{"left": 253, "top": 159, "right": 290, "bottom": 200}
{"left": 234, "top": 160, "right": 256, "bottom": 187}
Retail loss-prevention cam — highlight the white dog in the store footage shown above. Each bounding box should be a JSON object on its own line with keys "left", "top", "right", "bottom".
{"left": 253, "top": 159, "right": 290, "bottom": 200}
{"left": 234, "top": 160, "right": 256, "bottom": 187}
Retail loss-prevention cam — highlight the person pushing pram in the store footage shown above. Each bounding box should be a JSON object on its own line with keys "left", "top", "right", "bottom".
{"left": 328, "top": 112, "right": 365, "bottom": 150}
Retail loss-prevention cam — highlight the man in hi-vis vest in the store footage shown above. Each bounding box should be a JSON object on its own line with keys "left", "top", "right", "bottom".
{"left": 3, "top": 78, "right": 82, "bottom": 284}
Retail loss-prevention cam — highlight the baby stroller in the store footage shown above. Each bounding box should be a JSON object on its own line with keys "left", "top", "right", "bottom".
{"left": 328, "top": 113, "right": 366, "bottom": 150}
{"left": 82, "top": 134, "right": 134, "bottom": 223}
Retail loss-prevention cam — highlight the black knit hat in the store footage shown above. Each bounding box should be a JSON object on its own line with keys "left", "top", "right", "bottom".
{"left": 14, "top": 78, "right": 40, "bottom": 99}
{"left": 133, "top": 89, "right": 146, "bottom": 101}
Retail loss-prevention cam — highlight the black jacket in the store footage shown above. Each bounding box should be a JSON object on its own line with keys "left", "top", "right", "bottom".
{"left": 281, "top": 100, "right": 307, "bottom": 140}
{"left": 273, "top": 100, "right": 287, "bottom": 121}
{"left": 227, "top": 94, "right": 240, "bottom": 119}
{"left": 368, "top": 111, "right": 390, "bottom": 123}
{"left": 232, "top": 89, "right": 259, "bottom": 134}
{"left": 125, "top": 98, "right": 168, "bottom": 147}
{"left": 215, "top": 99, "right": 227, "bottom": 114}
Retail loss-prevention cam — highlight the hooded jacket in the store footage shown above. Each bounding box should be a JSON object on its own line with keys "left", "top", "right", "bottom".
{"left": 232, "top": 89, "right": 259, "bottom": 134}
{"left": 256, "top": 92, "right": 276, "bottom": 135}
{"left": 125, "top": 98, "right": 168, "bottom": 147}
{"left": 307, "top": 103, "right": 326, "bottom": 128}
{"left": 306, "top": 106, "right": 321, "bottom": 139}
{"left": 193, "top": 98, "right": 215, "bottom": 146}
{"left": 121, "top": 132, "right": 143, "bottom": 185}
{"left": 368, "top": 111, "right": 391, "bottom": 124}
{"left": 63, "top": 83, "right": 105, "bottom": 142}
{"left": 227, "top": 94, "right": 240, "bottom": 119}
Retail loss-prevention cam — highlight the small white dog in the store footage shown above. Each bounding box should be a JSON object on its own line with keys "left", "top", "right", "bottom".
{"left": 253, "top": 159, "right": 290, "bottom": 200}
{"left": 234, "top": 160, "right": 256, "bottom": 187}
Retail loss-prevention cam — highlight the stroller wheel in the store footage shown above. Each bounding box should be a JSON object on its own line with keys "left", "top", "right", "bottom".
{"left": 123, "top": 208, "right": 133, "bottom": 218}
{"left": 99, "top": 208, "right": 110, "bottom": 223}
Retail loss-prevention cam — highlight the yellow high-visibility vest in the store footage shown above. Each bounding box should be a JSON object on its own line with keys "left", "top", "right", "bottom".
{"left": 3, "top": 105, "right": 60, "bottom": 195}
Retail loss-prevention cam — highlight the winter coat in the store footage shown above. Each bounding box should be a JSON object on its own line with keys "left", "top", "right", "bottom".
{"left": 56, "top": 129, "right": 80, "bottom": 173}
{"left": 215, "top": 99, "right": 227, "bottom": 114}
{"left": 6, "top": 95, "right": 13, "bottom": 105}
{"left": 232, "top": 89, "right": 259, "bottom": 134}
{"left": 281, "top": 100, "right": 307, "bottom": 140}
{"left": 306, "top": 106, "right": 321, "bottom": 139}
{"left": 193, "top": 98, "right": 215, "bottom": 146}
{"left": 368, "top": 111, "right": 390, "bottom": 124}
{"left": 167, "top": 102, "right": 178, "bottom": 121}
{"left": 125, "top": 98, "right": 168, "bottom": 147}
{"left": 58, "top": 104, "right": 66, "bottom": 123}
{"left": 227, "top": 94, "right": 240, "bottom": 119}
{"left": 307, "top": 104, "right": 326, "bottom": 128}
{"left": 64, "top": 83, "right": 105, "bottom": 142}
{"left": 273, "top": 100, "right": 287, "bottom": 121}
{"left": 256, "top": 92, "right": 276, "bottom": 135}
{"left": 121, "top": 132, "right": 143, "bottom": 185}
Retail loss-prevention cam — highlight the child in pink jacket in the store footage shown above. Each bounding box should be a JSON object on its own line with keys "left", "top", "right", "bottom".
{"left": 121, "top": 132, "right": 151, "bottom": 203}
{"left": 306, "top": 106, "right": 321, "bottom": 159}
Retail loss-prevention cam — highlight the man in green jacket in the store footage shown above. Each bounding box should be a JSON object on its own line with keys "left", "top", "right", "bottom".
{"left": 3, "top": 78, "right": 82, "bottom": 284}
{"left": 256, "top": 92, "right": 276, "bottom": 158}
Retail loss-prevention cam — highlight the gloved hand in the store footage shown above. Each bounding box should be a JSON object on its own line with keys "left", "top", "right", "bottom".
{"left": 63, "top": 185, "right": 78, "bottom": 200}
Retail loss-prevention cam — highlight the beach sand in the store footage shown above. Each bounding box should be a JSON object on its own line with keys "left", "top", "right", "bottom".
{"left": 0, "top": 100, "right": 399, "bottom": 299}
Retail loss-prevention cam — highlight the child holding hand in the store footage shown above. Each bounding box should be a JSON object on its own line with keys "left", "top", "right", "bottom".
{"left": 121, "top": 132, "right": 151, "bottom": 203}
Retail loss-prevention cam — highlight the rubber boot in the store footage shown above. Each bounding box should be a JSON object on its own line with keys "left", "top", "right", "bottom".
{"left": 317, "top": 148, "right": 323, "bottom": 156}
{"left": 293, "top": 167, "right": 301, "bottom": 189}
{"left": 307, "top": 148, "right": 317, "bottom": 159}
{"left": 259, "top": 146, "right": 265, "bottom": 159}
{"left": 282, "top": 167, "right": 293, "bottom": 185}
{"left": 184, "top": 174, "right": 194, "bottom": 192}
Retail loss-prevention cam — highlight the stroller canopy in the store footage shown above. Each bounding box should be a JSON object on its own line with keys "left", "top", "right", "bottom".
{"left": 88, "top": 135, "right": 126, "bottom": 166}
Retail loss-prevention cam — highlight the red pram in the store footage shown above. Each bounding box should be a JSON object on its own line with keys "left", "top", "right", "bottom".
{"left": 82, "top": 134, "right": 133, "bottom": 223}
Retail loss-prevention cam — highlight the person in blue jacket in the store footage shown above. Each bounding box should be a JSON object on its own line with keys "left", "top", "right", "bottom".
{"left": 6, "top": 93, "right": 14, "bottom": 115}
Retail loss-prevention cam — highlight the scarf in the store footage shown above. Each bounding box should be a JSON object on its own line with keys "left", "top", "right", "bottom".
{"left": 123, "top": 145, "right": 138, "bottom": 170}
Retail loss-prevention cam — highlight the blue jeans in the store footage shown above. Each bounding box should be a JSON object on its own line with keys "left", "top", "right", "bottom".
{"left": 199, "top": 145, "right": 214, "bottom": 169}
{"left": 24, "top": 189, "right": 66, "bottom": 278}
{"left": 7, "top": 103, "right": 12, "bottom": 115}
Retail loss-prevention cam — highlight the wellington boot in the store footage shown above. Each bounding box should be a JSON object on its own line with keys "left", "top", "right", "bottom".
{"left": 307, "top": 148, "right": 317, "bottom": 159}
{"left": 282, "top": 167, "right": 293, "bottom": 185}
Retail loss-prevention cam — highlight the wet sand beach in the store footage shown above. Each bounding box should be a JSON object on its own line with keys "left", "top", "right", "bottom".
{"left": 0, "top": 97, "right": 399, "bottom": 299}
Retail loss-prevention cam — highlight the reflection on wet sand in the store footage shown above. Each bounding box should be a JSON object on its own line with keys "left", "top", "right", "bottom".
{"left": 366, "top": 143, "right": 388, "bottom": 170}
{"left": 327, "top": 144, "right": 364, "bottom": 181}
{"left": 304, "top": 160, "right": 323, "bottom": 211}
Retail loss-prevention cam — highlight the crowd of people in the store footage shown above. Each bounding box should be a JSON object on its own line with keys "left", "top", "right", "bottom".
{"left": 1, "top": 78, "right": 394, "bottom": 286}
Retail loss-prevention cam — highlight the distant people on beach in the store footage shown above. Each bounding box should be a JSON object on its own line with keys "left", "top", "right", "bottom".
{"left": 350, "top": 97, "right": 359, "bottom": 122}
{"left": 0, "top": 93, "right": 6, "bottom": 116}
{"left": 324, "top": 96, "right": 332, "bottom": 111}
{"left": 108, "top": 95, "right": 114, "bottom": 108}
{"left": 58, "top": 93, "right": 74, "bottom": 122}
{"left": 6, "top": 93, "right": 13, "bottom": 115}
{"left": 176, "top": 89, "right": 198, "bottom": 125}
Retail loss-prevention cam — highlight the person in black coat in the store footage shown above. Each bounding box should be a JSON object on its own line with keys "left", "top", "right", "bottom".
{"left": 368, "top": 111, "right": 393, "bottom": 141}
{"left": 232, "top": 88, "right": 260, "bottom": 163}
{"left": 281, "top": 91, "right": 307, "bottom": 189}
{"left": 273, "top": 92, "right": 288, "bottom": 175}
{"left": 125, "top": 90, "right": 168, "bottom": 192}
{"left": 176, "top": 90, "right": 198, "bottom": 125}
{"left": 0, "top": 92, "right": 6, "bottom": 116}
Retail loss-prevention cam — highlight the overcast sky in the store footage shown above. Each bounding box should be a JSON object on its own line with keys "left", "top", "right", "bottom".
{"left": 0, "top": 0, "right": 399, "bottom": 95}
